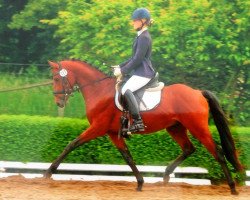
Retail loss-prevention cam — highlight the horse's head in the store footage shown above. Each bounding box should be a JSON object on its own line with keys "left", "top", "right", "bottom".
{"left": 48, "top": 61, "right": 77, "bottom": 108}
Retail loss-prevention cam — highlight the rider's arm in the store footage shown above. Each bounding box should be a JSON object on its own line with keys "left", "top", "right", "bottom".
{"left": 120, "top": 35, "right": 150, "bottom": 75}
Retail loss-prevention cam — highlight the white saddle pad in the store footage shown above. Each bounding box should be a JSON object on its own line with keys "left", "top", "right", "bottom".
{"left": 115, "top": 82, "right": 164, "bottom": 111}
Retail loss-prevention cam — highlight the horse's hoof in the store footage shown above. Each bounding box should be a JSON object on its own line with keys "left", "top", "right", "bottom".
{"left": 43, "top": 171, "right": 52, "bottom": 179}
{"left": 231, "top": 189, "right": 239, "bottom": 195}
{"left": 136, "top": 186, "right": 143, "bottom": 192}
{"left": 163, "top": 175, "right": 170, "bottom": 184}
{"left": 136, "top": 179, "right": 144, "bottom": 191}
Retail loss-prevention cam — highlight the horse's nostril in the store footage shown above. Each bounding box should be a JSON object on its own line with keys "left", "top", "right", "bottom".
{"left": 56, "top": 101, "right": 65, "bottom": 108}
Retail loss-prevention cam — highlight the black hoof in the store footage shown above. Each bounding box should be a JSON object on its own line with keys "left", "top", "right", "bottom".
{"left": 231, "top": 189, "right": 239, "bottom": 195}
{"left": 136, "top": 185, "right": 143, "bottom": 191}
{"left": 163, "top": 175, "right": 170, "bottom": 184}
{"left": 43, "top": 171, "right": 52, "bottom": 179}
{"left": 136, "top": 179, "right": 144, "bottom": 191}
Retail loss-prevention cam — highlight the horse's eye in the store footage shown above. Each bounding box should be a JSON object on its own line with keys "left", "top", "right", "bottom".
{"left": 54, "top": 77, "right": 60, "bottom": 82}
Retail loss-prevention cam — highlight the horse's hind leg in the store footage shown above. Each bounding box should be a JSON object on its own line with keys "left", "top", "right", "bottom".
{"left": 164, "top": 123, "right": 195, "bottom": 183}
{"left": 188, "top": 124, "right": 238, "bottom": 195}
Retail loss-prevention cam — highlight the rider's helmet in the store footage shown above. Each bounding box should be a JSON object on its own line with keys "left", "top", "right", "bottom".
{"left": 131, "top": 8, "right": 151, "bottom": 21}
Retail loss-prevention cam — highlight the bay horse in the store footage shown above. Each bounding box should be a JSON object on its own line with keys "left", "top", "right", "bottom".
{"left": 46, "top": 60, "right": 243, "bottom": 195}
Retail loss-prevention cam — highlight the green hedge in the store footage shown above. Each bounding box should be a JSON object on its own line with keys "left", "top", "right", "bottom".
{"left": 0, "top": 114, "right": 249, "bottom": 182}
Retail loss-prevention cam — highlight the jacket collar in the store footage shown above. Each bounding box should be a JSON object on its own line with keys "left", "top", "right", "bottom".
{"left": 137, "top": 27, "right": 148, "bottom": 36}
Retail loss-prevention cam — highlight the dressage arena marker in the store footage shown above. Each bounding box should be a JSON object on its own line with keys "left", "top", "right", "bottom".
{"left": 0, "top": 161, "right": 249, "bottom": 185}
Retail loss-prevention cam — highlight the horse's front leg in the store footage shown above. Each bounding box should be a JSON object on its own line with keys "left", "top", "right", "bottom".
{"left": 44, "top": 137, "right": 81, "bottom": 178}
{"left": 108, "top": 133, "right": 144, "bottom": 191}
{"left": 44, "top": 125, "right": 106, "bottom": 178}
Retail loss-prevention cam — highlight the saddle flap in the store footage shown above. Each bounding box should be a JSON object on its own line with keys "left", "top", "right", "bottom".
{"left": 115, "top": 81, "right": 164, "bottom": 111}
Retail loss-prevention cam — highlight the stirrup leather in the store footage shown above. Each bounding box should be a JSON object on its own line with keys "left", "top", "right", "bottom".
{"left": 118, "top": 111, "right": 130, "bottom": 138}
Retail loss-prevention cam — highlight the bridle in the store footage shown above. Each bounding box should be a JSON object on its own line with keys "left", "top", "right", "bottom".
{"left": 52, "top": 62, "right": 75, "bottom": 97}
{"left": 52, "top": 62, "right": 111, "bottom": 99}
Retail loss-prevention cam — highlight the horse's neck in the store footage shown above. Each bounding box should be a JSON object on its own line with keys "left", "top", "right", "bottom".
{"left": 80, "top": 78, "right": 115, "bottom": 122}
{"left": 65, "top": 61, "right": 115, "bottom": 118}
{"left": 67, "top": 61, "right": 106, "bottom": 84}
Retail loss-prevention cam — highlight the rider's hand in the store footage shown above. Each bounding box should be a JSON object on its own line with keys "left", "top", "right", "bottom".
{"left": 112, "top": 65, "right": 122, "bottom": 77}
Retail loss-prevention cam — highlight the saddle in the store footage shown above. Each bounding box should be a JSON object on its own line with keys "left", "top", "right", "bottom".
{"left": 115, "top": 72, "right": 165, "bottom": 111}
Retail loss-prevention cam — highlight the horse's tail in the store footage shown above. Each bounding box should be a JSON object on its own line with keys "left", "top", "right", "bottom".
{"left": 202, "top": 90, "right": 244, "bottom": 172}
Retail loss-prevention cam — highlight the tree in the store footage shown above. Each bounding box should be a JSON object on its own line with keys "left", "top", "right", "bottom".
{"left": 1, "top": 0, "right": 67, "bottom": 66}
{"left": 0, "top": 0, "right": 28, "bottom": 65}
{"left": 151, "top": 0, "right": 250, "bottom": 124}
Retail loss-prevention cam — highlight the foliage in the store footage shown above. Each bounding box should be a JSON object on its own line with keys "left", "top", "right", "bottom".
{"left": 40, "top": 0, "right": 136, "bottom": 67}
{"left": 0, "top": 0, "right": 65, "bottom": 64}
{"left": 0, "top": 114, "right": 249, "bottom": 182}
{"left": 0, "top": 0, "right": 26, "bottom": 63}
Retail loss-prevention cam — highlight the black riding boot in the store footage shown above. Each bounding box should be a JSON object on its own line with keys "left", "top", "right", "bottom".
{"left": 123, "top": 90, "right": 145, "bottom": 132}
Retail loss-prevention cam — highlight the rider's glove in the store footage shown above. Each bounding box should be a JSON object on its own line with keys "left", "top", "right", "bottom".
{"left": 112, "top": 65, "right": 122, "bottom": 77}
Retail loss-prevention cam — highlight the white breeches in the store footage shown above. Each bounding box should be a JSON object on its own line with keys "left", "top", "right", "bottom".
{"left": 121, "top": 75, "right": 151, "bottom": 95}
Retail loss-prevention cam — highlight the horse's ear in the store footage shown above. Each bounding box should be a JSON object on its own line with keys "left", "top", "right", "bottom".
{"left": 48, "top": 60, "right": 59, "bottom": 69}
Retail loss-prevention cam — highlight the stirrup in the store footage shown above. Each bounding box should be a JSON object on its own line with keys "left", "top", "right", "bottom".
{"left": 118, "top": 111, "right": 131, "bottom": 138}
{"left": 128, "top": 119, "right": 145, "bottom": 133}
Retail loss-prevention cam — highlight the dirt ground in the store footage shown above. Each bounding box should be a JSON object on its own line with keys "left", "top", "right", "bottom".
{"left": 0, "top": 176, "right": 249, "bottom": 200}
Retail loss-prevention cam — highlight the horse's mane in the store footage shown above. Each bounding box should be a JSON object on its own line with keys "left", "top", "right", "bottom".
{"left": 65, "top": 58, "right": 111, "bottom": 77}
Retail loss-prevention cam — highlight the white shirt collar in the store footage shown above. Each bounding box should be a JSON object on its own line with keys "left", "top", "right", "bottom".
{"left": 137, "top": 27, "right": 148, "bottom": 36}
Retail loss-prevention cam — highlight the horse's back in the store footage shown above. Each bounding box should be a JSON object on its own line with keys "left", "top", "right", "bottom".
{"left": 162, "top": 84, "right": 208, "bottom": 113}
{"left": 164, "top": 83, "right": 201, "bottom": 96}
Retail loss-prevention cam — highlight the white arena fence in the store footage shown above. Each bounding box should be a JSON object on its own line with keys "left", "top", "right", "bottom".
{"left": 0, "top": 161, "right": 249, "bottom": 186}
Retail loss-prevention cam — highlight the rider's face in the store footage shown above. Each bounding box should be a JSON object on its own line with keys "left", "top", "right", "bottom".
{"left": 132, "top": 19, "right": 146, "bottom": 30}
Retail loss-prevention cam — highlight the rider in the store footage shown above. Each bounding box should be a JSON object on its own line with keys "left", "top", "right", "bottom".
{"left": 113, "top": 8, "right": 156, "bottom": 133}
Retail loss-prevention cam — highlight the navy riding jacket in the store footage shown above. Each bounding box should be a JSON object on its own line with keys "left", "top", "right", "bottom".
{"left": 120, "top": 30, "right": 155, "bottom": 78}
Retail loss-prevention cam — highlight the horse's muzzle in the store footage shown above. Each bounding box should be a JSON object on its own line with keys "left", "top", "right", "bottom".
{"left": 56, "top": 101, "right": 65, "bottom": 108}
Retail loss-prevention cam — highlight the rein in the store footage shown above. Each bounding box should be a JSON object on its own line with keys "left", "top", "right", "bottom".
{"left": 52, "top": 62, "right": 112, "bottom": 96}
